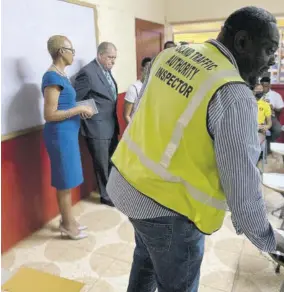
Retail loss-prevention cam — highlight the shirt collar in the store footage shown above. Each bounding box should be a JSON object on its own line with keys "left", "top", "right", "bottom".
{"left": 206, "top": 39, "right": 239, "bottom": 73}
{"left": 96, "top": 58, "right": 108, "bottom": 74}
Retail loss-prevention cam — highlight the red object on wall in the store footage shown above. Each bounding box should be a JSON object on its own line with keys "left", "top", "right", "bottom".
{"left": 271, "top": 84, "right": 284, "bottom": 143}
{"left": 1, "top": 92, "right": 126, "bottom": 253}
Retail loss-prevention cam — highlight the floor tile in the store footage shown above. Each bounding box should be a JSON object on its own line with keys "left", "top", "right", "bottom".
{"left": 200, "top": 270, "right": 236, "bottom": 291}
{"left": 89, "top": 253, "right": 115, "bottom": 276}
{"left": 242, "top": 239, "right": 261, "bottom": 258}
{"left": 232, "top": 271, "right": 283, "bottom": 292}
{"left": 44, "top": 234, "right": 96, "bottom": 262}
{"left": 1, "top": 249, "right": 16, "bottom": 270}
{"left": 238, "top": 253, "right": 270, "bottom": 274}
{"left": 214, "top": 237, "right": 244, "bottom": 254}
{"left": 79, "top": 209, "right": 122, "bottom": 232}
{"left": 103, "top": 259, "right": 132, "bottom": 277}
{"left": 2, "top": 154, "right": 284, "bottom": 292}
{"left": 75, "top": 277, "right": 98, "bottom": 292}
{"left": 89, "top": 279, "right": 115, "bottom": 292}
{"left": 93, "top": 242, "right": 134, "bottom": 263}
{"left": 117, "top": 220, "right": 135, "bottom": 243}
{"left": 21, "top": 261, "right": 61, "bottom": 276}
{"left": 199, "top": 285, "right": 227, "bottom": 292}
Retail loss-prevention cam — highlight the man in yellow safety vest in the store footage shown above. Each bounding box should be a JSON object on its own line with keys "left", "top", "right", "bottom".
{"left": 107, "top": 6, "right": 284, "bottom": 292}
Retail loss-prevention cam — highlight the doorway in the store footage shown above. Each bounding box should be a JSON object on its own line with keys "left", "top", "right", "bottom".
{"left": 135, "top": 18, "right": 164, "bottom": 79}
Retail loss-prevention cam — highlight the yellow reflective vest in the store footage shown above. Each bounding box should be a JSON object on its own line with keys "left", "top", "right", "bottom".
{"left": 112, "top": 42, "right": 245, "bottom": 234}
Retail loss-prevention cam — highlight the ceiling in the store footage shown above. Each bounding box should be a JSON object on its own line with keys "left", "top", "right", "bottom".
{"left": 172, "top": 17, "right": 284, "bottom": 34}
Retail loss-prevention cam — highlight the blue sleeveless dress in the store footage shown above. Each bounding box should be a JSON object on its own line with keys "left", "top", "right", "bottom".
{"left": 42, "top": 71, "right": 83, "bottom": 190}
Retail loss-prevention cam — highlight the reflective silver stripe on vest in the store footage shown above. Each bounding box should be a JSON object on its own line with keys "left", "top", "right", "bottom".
{"left": 123, "top": 133, "right": 227, "bottom": 210}
{"left": 160, "top": 69, "right": 241, "bottom": 168}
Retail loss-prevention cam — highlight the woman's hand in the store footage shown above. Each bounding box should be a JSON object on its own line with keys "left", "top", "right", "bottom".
{"left": 79, "top": 105, "right": 94, "bottom": 119}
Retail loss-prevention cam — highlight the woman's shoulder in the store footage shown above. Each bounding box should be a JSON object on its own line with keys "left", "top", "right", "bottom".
{"left": 42, "top": 70, "right": 65, "bottom": 87}
{"left": 43, "top": 70, "right": 63, "bottom": 80}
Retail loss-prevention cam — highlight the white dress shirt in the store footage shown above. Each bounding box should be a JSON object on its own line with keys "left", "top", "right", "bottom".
{"left": 124, "top": 80, "right": 143, "bottom": 104}
{"left": 264, "top": 90, "right": 284, "bottom": 114}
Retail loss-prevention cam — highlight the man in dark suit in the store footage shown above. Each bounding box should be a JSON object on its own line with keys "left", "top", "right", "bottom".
{"left": 75, "top": 42, "right": 119, "bottom": 206}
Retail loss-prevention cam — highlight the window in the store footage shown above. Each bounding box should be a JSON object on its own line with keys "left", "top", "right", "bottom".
{"left": 172, "top": 18, "right": 284, "bottom": 84}
{"left": 173, "top": 21, "right": 222, "bottom": 45}
{"left": 269, "top": 28, "right": 284, "bottom": 84}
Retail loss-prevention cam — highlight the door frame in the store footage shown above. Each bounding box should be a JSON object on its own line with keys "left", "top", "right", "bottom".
{"left": 135, "top": 18, "right": 165, "bottom": 78}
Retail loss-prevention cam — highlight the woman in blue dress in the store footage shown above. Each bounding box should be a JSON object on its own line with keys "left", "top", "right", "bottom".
{"left": 42, "top": 35, "right": 94, "bottom": 239}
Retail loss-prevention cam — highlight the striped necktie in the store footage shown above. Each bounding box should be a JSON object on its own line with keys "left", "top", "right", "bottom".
{"left": 104, "top": 71, "right": 117, "bottom": 100}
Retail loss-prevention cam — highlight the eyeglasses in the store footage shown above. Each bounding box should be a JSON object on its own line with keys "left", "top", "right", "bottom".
{"left": 61, "top": 47, "right": 75, "bottom": 55}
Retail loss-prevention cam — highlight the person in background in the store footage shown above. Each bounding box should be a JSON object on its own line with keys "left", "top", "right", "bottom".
{"left": 107, "top": 7, "right": 284, "bottom": 291}
{"left": 260, "top": 76, "right": 284, "bottom": 142}
{"left": 74, "top": 42, "right": 119, "bottom": 207}
{"left": 254, "top": 83, "right": 272, "bottom": 134}
{"left": 42, "top": 35, "right": 94, "bottom": 240}
{"left": 163, "top": 41, "right": 176, "bottom": 50}
{"left": 123, "top": 57, "right": 151, "bottom": 124}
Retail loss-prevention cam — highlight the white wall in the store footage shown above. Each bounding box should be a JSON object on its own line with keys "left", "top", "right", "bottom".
{"left": 77, "top": 0, "right": 166, "bottom": 92}
{"left": 166, "top": 0, "right": 284, "bottom": 23}
{"left": 1, "top": 0, "right": 97, "bottom": 135}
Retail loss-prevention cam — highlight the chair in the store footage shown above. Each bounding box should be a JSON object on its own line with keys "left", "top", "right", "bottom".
{"left": 259, "top": 131, "right": 271, "bottom": 173}
{"left": 262, "top": 171, "right": 284, "bottom": 275}
{"left": 265, "top": 159, "right": 284, "bottom": 226}
{"left": 269, "top": 252, "right": 283, "bottom": 275}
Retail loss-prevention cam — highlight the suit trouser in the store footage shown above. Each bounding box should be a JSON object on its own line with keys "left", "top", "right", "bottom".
{"left": 267, "top": 116, "right": 282, "bottom": 152}
{"left": 271, "top": 116, "right": 282, "bottom": 142}
{"left": 86, "top": 135, "right": 118, "bottom": 200}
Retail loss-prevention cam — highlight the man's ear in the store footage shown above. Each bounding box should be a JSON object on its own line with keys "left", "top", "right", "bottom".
{"left": 234, "top": 30, "right": 251, "bottom": 54}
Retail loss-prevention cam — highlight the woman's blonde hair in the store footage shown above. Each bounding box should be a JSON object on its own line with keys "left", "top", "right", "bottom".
{"left": 47, "top": 35, "right": 68, "bottom": 60}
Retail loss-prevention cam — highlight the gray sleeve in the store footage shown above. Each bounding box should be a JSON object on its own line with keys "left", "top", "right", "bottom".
{"left": 210, "top": 84, "right": 276, "bottom": 252}
{"left": 74, "top": 70, "right": 90, "bottom": 102}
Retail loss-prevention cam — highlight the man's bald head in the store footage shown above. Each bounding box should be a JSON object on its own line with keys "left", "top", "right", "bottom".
{"left": 97, "top": 42, "right": 117, "bottom": 55}
{"left": 97, "top": 42, "right": 117, "bottom": 71}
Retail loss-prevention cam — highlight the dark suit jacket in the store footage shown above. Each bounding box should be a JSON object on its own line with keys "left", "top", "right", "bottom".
{"left": 74, "top": 59, "right": 119, "bottom": 139}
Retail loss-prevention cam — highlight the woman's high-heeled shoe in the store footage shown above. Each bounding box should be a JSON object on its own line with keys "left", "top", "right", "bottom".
{"left": 59, "top": 220, "right": 87, "bottom": 231}
{"left": 59, "top": 224, "right": 88, "bottom": 240}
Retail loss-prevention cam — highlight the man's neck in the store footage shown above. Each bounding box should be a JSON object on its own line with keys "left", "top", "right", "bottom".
{"left": 96, "top": 58, "right": 107, "bottom": 72}
{"left": 215, "top": 37, "right": 252, "bottom": 85}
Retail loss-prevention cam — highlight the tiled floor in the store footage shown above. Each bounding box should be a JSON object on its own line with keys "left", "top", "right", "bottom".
{"left": 2, "top": 155, "right": 284, "bottom": 292}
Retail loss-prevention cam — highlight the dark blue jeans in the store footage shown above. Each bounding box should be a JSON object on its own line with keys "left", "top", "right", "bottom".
{"left": 127, "top": 216, "right": 205, "bottom": 292}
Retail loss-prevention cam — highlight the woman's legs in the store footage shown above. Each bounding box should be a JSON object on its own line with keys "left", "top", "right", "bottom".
{"left": 56, "top": 189, "right": 79, "bottom": 235}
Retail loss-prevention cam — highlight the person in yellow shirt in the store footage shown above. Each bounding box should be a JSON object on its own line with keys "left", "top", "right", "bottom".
{"left": 254, "top": 83, "right": 272, "bottom": 133}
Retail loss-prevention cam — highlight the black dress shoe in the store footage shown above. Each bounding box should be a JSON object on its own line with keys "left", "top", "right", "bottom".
{"left": 101, "top": 198, "right": 115, "bottom": 207}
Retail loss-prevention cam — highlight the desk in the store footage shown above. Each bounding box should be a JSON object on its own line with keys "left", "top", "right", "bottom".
{"left": 262, "top": 172, "right": 284, "bottom": 231}
{"left": 262, "top": 173, "right": 284, "bottom": 193}
{"left": 271, "top": 143, "right": 284, "bottom": 156}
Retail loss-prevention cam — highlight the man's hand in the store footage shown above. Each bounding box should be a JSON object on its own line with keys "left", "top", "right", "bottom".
{"left": 258, "top": 124, "right": 269, "bottom": 133}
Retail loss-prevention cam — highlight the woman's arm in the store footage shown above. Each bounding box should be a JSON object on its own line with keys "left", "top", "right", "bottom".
{"left": 263, "top": 103, "right": 272, "bottom": 131}
{"left": 123, "top": 101, "right": 134, "bottom": 124}
{"left": 44, "top": 85, "right": 84, "bottom": 122}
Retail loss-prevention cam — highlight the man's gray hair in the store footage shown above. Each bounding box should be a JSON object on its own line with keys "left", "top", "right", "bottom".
{"left": 97, "top": 42, "right": 117, "bottom": 55}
